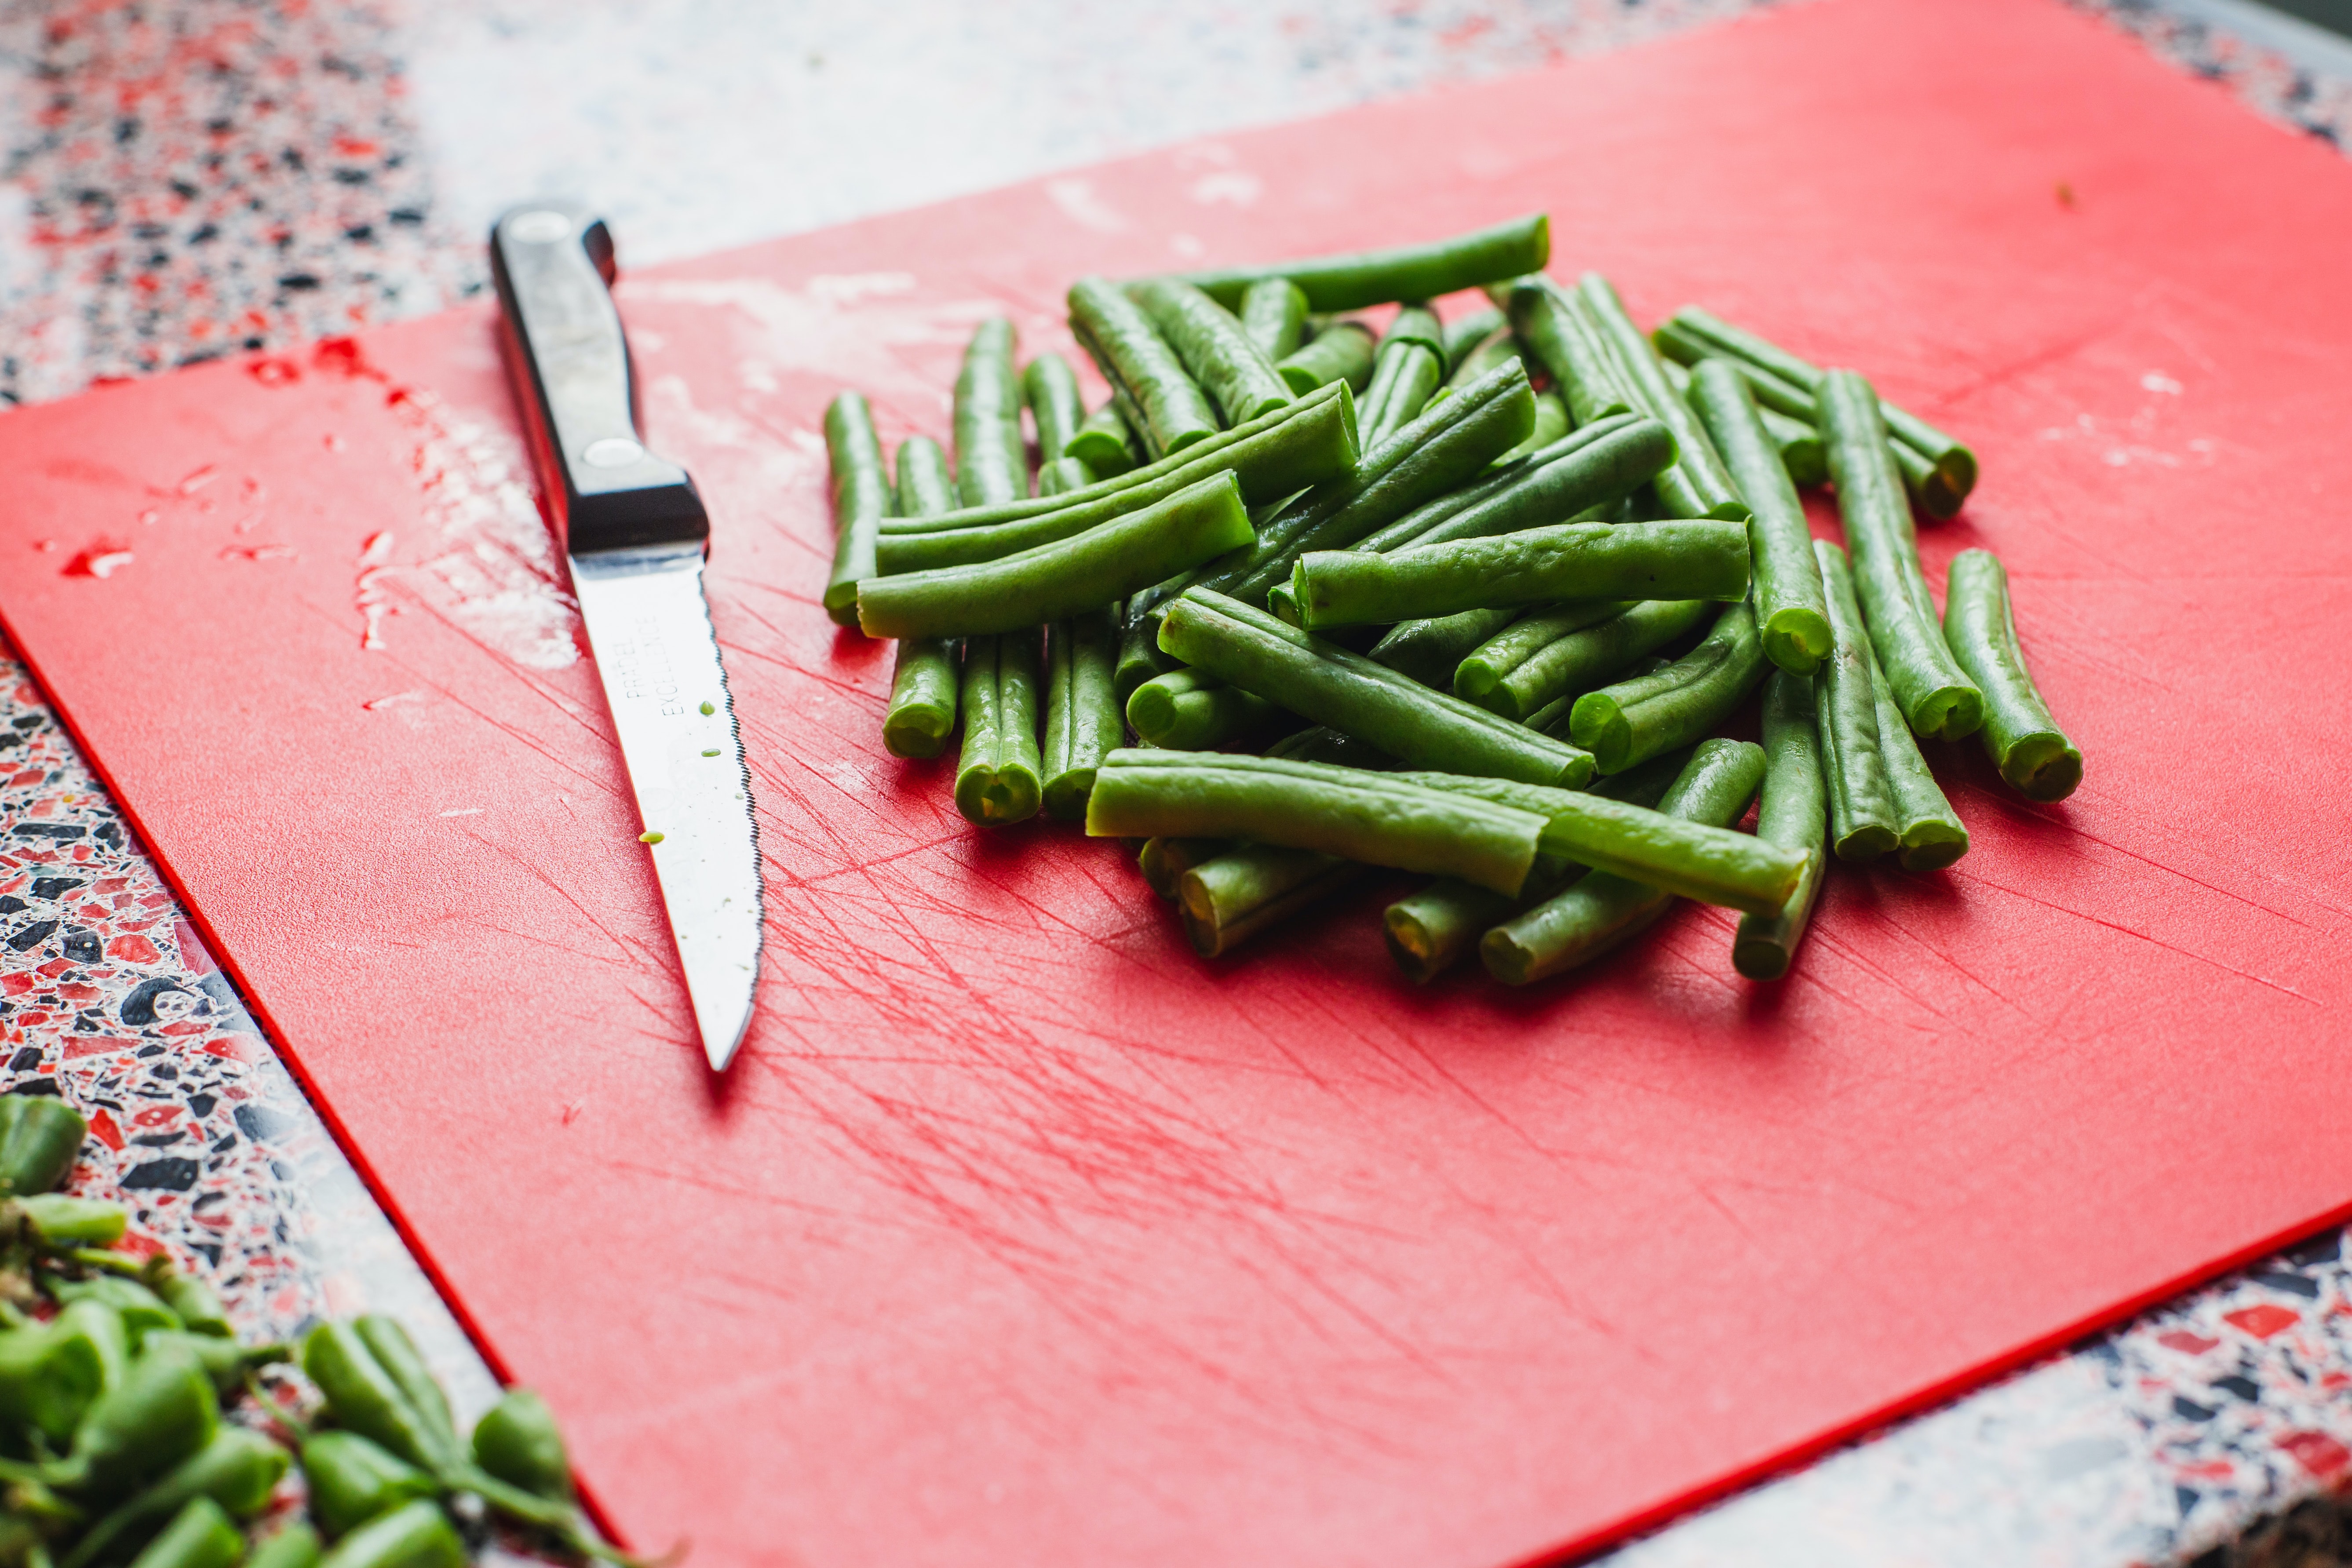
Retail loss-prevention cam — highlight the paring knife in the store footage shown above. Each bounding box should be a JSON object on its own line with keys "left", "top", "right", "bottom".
{"left": 489, "top": 204, "right": 762, "bottom": 1071}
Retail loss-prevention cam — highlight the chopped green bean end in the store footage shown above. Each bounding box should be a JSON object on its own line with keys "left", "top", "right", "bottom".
{"left": 700, "top": 701, "right": 716, "bottom": 715}
{"left": 638, "top": 831, "right": 664, "bottom": 844}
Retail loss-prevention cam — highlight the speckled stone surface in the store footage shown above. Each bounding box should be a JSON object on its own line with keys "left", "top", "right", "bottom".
{"left": 0, "top": 2, "right": 2348, "bottom": 1563}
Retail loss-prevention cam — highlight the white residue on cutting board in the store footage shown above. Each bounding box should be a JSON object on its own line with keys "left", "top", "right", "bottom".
{"left": 621, "top": 273, "right": 999, "bottom": 394}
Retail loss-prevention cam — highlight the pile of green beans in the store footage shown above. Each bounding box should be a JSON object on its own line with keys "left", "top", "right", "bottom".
{"left": 0, "top": 1103, "right": 635, "bottom": 1568}
{"left": 817, "top": 218, "right": 2079, "bottom": 986}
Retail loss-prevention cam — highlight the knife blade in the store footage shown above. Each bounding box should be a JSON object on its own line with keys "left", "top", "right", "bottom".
{"left": 489, "top": 204, "right": 762, "bottom": 1071}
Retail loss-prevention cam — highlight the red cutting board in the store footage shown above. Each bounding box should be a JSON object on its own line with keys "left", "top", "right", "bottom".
{"left": 6, "top": 1, "right": 2352, "bottom": 1562}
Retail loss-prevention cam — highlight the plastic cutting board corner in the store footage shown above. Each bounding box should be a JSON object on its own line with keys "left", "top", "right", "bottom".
{"left": 5, "top": 1, "right": 2352, "bottom": 1563}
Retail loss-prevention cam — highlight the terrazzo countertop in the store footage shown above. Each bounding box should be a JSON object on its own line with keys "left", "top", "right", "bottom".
{"left": 1, "top": 1, "right": 2347, "bottom": 1562}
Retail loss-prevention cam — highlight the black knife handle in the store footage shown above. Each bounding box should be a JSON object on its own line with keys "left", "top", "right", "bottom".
{"left": 490, "top": 204, "right": 708, "bottom": 556}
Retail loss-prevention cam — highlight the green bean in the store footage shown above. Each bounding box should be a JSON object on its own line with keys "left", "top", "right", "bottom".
{"left": 1262, "top": 725, "right": 1399, "bottom": 769}
{"left": 821, "top": 390, "right": 894, "bottom": 627}
{"left": 1661, "top": 353, "right": 1826, "bottom": 490}
{"left": 1114, "top": 611, "right": 1179, "bottom": 704}
{"left": 1942, "top": 549, "right": 2082, "bottom": 802}
{"left": 1502, "top": 275, "right": 1635, "bottom": 427}
{"left": 1240, "top": 277, "right": 1311, "bottom": 361}
{"left": 883, "top": 440, "right": 961, "bottom": 758}
{"left": 1355, "top": 413, "right": 1663, "bottom": 554}
{"left": 1024, "top": 351, "right": 1087, "bottom": 461}
{"left": 1179, "top": 846, "right": 1362, "bottom": 957}
{"left": 1453, "top": 601, "right": 1630, "bottom": 711}
{"left": 955, "top": 633, "right": 1043, "bottom": 826}
{"left": 1069, "top": 277, "right": 1220, "bottom": 455}
{"left": 1482, "top": 739, "right": 1766, "bottom": 985}
{"left": 1035, "top": 456, "right": 1094, "bottom": 497}
{"left": 1569, "top": 600, "right": 1766, "bottom": 774}
{"left": 1666, "top": 306, "right": 1975, "bottom": 514}
{"left": 1577, "top": 274, "right": 1747, "bottom": 522}
{"left": 1086, "top": 751, "right": 1546, "bottom": 895}
{"left": 1130, "top": 278, "right": 1294, "bottom": 426}
{"left": 1813, "top": 540, "right": 1900, "bottom": 861}
{"left": 874, "top": 379, "right": 1353, "bottom": 571}
{"left": 859, "top": 471, "right": 1254, "bottom": 639}
{"left": 1441, "top": 325, "right": 1521, "bottom": 397}
{"left": 1382, "top": 756, "right": 1682, "bottom": 983}
{"left": 1732, "top": 669, "right": 1829, "bottom": 980}
{"left": 954, "top": 318, "right": 1028, "bottom": 507}
{"left": 1293, "top": 519, "right": 1748, "bottom": 631}
{"left": 1178, "top": 360, "right": 1535, "bottom": 610}
{"left": 1042, "top": 607, "right": 1122, "bottom": 818}
{"left": 1383, "top": 304, "right": 1445, "bottom": 357}
{"left": 1474, "top": 598, "right": 1712, "bottom": 725}
{"left": 1685, "top": 359, "right": 1832, "bottom": 676}
{"left": 1359, "top": 342, "right": 1442, "bottom": 446}
{"left": 1819, "top": 371, "right": 1983, "bottom": 740}
{"left": 1653, "top": 321, "right": 1820, "bottom": 422}
{"left": 1176, "top": 213, "right": 1550, "bottom": 312}
{"left": 1274, "top": 320, "right": 1377, "bottom": 396}
{"left": 1138, "top": 836, "right": 1228, "bottom": 899}
{"left": 1492, "top": 390, "right": 1568, "bottom": 466}
{"left": 246, "top": 1525, "right": 322, "bottom": 1568}
{"left": 1865, "top": 629, "right": 1969, "bottom": 871}
{"left": 1367, "top": 608, "right": 1521, "bottom": 689}
{"left": 1441, "top": 308, "right": 1506, "bottom": 372}
{"left": 1104, "top": 372, "right": 1163, "bottom": 461}
{"left": 1067, "top": 399, "right": 1142, "bottom": 477}
{"left": 1156, "top": 588, "right": 1593, "bottom": 787}
{"left": 1125, "top": 667, "right": 1280, "bottom": 751}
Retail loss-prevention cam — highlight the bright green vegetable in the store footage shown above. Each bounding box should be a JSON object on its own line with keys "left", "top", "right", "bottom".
{"left": 1732, "top": 670, "right": 1830, "bottom": 980}
{"left": 137, "top": 1330, "right": 288, "bottom": 1400}
{"left": 1087, "top": 751, "right": 1547, "bottom": 896}
{"left": 123, "top": 1496, "right": 241, "bottom": 1568}
{"left": 1440, "top": 307, "right": 1506, "bottom": 372}
{"left": 1652, "top": 320, "right": 1820, "bottom": 422}
{"left": 1273, "top": 319, "right": 1377, "bottom": 396}
{"left": 873, "top": 379, "right": 1353, "bottom": 571}
{"left": 1035, "top": 456, "right": 1094, "bottom": 497}
{"left": 1023, "top": 352, "right": 1087, "bottom": 462}
{"left": 1367, "top": 608, "right": 1521, "bottom": 690}
{"left": 1354, "top": 413, "right": 1665, "bottom": 555}
{"left": 1570, "top": 601, "right": 1767, "bottom": 774}
{"left": 1042, "top": 608, "right": 1123, "bottom": 818}
{"left": 1686, "top": 359, "right": 1832, "bottom": 676}
{"left": 1942, "top": 549, "right": 2081, "bottom": 803}
{"left": 1865, "top": 630, "right": 1969, "bottom": 871}
{"left": 52, "top": 1276, "right": 177, "bottom": 1348}
{"left": 55, "top": 1297, "right": 127, "bottom": 1393}
{"left": 1114, "top": 613, "right": 1178, "bottom": 704}
{"left": 1124, "top": 668, "right": 1278, "bottom": 752}
{"left": 0, "top": 1097, "right": 85, "bottom": 1196}
{"left": 1357, "top": 339, "right": 1443, "bottom": 448}
{"left": 17, "top": 1194, "right": 127, "bottom": 1247}
{"left": 1451, "top": 600, "right": 1632, "bottom": 717}
{"left": 1178, "top": 846, "right": 1360, "bottom": 957}
{"left": 0, "top": 1317, "right": 106, "bottom": 1444}
{"left": 48, "top": 1340, "right": 218, "bottom": 1500}
{"left": 820, "top": 390, "right": 894, "bottom": 627}
{"left": 1813, "top": 540, "right": 1900, "bottom": 862}
{"left": 1066, "top": 400, "right": 1141, "bottom": 478}
{"left": 1291, "top": 519, "right": 1750, "bottom": 631}
{"left": 314, "top": 1500, "right": 463, "bottom": 1568}
{"left": 246, "top": 1524, "right": 323, "bottom": 1568}
{"left": 1158, "top": 589, "right": 1592, "bottom": 786}
{"left": 883, "top": 438, "right": 961, "bottom": 758}
{"left": 1176, "top": 213, "right": 1550, "bottom": 312}
{"left": 955, "top": 633, "right": 1043, "bottom": 827}
{"left": 1239, "top": 277, "right": 1311, "bottom": 361}
{"left": 302, "top": 1320, "right": 464, "bottom": 1477}
{"left": 301, "top": 1432, "right": 438, "bottom": 1537}
{"left": 1069, "top": 277, "right": 1219, "bottom": 455}
{"left": 473, "top": 1389, "right": 575, "bottom": 1503}
{"left": 1482, "top": 739, "right": 1766, "bottom": 985}
{"left": 1491, "top": 390, "right": 1569, "bottom": 467}
{"left": 1576, "top": 273, "right": 1748, "bottom": 523}
{"left": 1138, "top": 837, "right": 1229, "bottom": 901}
{"left": 859, "top": 471, "right": 1256, "bottom": 640}
{"left": 146, "top": 1264, "right": 230, "bottom": 1340}
{"left": 1440, "top": 325, "right": 1520, "bottom": 395}
{"left": 1819, "top": 371, "right": 1983, "bottom": 740}
{"left": 1130, "top": 278, "right": 1294, "bottom": 427}
{"left": 1502, "top": 275, "right": 1635, "bottom": 427}
{"left": 953, "top": 318, "right": 1028, "bottom": 507}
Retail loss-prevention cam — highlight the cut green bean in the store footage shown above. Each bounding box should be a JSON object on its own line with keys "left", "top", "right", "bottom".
{"left": 1732, "top": 669, "right": 1829, "bottom": 980}
{"left": 1442, "top": 325, "right": 1521, "bottom": 396}
{"left": 955, "top": 633, "right": 1043, "bottom": 826}
{"left": 1653, "top": 321, "right": 1820, "bottom": 422}
{"left": 1114, "top": 612, "right": 1179, "bottom": 704}
{"left": 1569, "top": 600, "right": 1766, "bottom": 774}
{"left": 883, "top": 638, "right": 959, "bottom": 760}
{"left": 1493, "top": 390, "right": 1568, "bottom": 467}
{"left": 1179, "top": 846, "right": 1361, "bottom": 957}
{"left": 821, "top": 390, "right": 894, "bottom": 627}
{"left": 1383, "top": 304, "right": 1445, "bottom": 357}
{"left": 1462, "top": 597, "right": 1713, "bottom": 722}
{"left": 1864, "top": 630, "right": 1969, "bottom": 872}
{"left": 1453, "top": 600, "right": 1630, "bottom": 711}
{"left": 1035, "top": 456, "right": 1095, "bottom": 497}
{"left": 1139, "top": 836, "right": 1228, "bottom": 899}
{"left": 1527, "top": 649, "right": 1678, "bottom": 734}
{"left": 1043, "top": 607, "right": 1123, "bottom": 819}
{"left": 1157, "top": 588, "right": 1594, "bottom": 787}
{"left": 1382, "top": 757, "right": 1682, "bottom": 983}
{"left": 1087, "top": 750, "right": 1546, "bottom": 895}
{"left": 858, "top": 471, "right": 1254, "bottom": 640}
{"left": 1024, "top": 351, "right": 1087, "bottom": 462}
{"left": 1355, "top": 413, "right": 1667, "bottom": 554}
{"left": 1578, "top": 273, "right": 1748, "bottom": 522}
{"left": 1131, "top": 277, "right": 1294, "bottom": 427}
{"left": 1125, "top": 667, "right": 1280, "bottom": 751}
{"left": 1503, "top": 275, "right": 1635, "bottom": 427}
{"left": 1820, "top": 370, "right": 1983, "bottom": 740}
{"left": 1482, "top": 739, "right": 1766, "bottom": 985}
{"left": 894, "top": 435, "right": 955, "bottom": 518}
{"left": 954, "top": 318, "right": 1028, "bottom": 507}
{"left": 1667, "top": 305, "right": 1975, "bottom": 514}
{"left": 1942, "top": 549, "right": 2082, "bottom": 802}
{"left": 1239, "top": 277, "right": 1311, "bottom": 361}
{"left": 1368, "top": 608, "right": 1522, "bottom": 689}
{"left": 1067, "top": 400, "right": 1142, "bottom": 478}
{"left": 1069, "top": 277, "right": 1220, "bottom": 455}
{"left": 1662, "top": 352, "right": 1827, "bottom": 487}
{"left": 1813, "top": 540, "right": 1900, "bottom": 861}
{"left": 1178, "top": 359, "right": 1535, "bottom": 610}
{"left": 1177, "top": 213, "right": 1550, "bottom": 312}
{"left": 1275, "top": 319, "right": 1377, "bottom": 396}
{"left": 1441, "top": 308, "right": 1506, "bottom": 373}
{"left": 1360, "top": 342, "right": 1443, "bottom": 446}
{"left": 1686, "top": 359, "right": 1832, "bottom": 676}
{"left": 875, "top": 379, "right": 1355, "bottom": 571}
{"left": 1293, "top": 519, "right": 1749, "bottom": 631}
